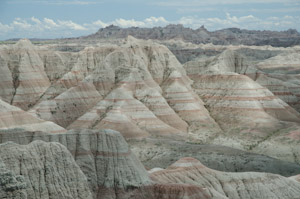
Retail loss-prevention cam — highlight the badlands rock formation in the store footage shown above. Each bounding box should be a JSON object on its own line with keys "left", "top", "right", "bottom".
{"left": 255, "top": 52, "right": 300, "bottom": 112}
{"left": 0, "top": 129, "right": 152, "bottom": 199}
{"left": 1, "top": 35, "right": 300, "bottom": 198}
{"left": 0, "top": 140, "right": 92, "bottom": 199}
{"left": 0, "top": 99, "right": 66, "bottom": 133}
{"left": 183, "top": 48, "right": 300, "bottom": 162}
{"left": 129, "top": 138, "right": 300, "bottom": 177}
{"left": 82, "top": 24, "right": 300, "bottom": 47}
{"left": 150, "top": 157, "right": 300, "bottom": 199}
{"left": 1, "top": 128, "right": 300, "bottom": 199}
{"left": 0, "top": 37, "right": 300, "bottom": 164}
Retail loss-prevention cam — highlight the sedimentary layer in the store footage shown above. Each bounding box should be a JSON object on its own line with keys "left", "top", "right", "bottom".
{"left": 150, "top": 157, "right": 300, "bottom": 199}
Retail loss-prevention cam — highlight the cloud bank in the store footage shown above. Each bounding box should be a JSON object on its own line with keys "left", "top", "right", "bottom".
{"left": 0, "top": 14, "right": 299, "bottom": 40}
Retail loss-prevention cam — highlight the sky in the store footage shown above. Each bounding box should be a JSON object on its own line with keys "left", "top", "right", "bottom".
{"left": 0, "top": 0, "right": 300, "bottom": 40}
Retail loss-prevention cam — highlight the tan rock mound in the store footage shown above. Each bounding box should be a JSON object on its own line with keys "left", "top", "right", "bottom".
{"left": 0, "top": 99, "right": 66, "bottom": 133}
{"left": 150, "top": 157, "right": 300, "bottom": 199}
{"left": 0, "top": 39, "right": 51, "bottom": 110}
{"left": 255, "top": 52, "right": 300, "bottom": 112}
{"left": 184, "top": 49, "right": 300, "bottom": 163}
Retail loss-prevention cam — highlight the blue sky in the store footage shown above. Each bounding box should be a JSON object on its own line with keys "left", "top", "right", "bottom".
{"left": 0, "top": 0, "right": 300, "bottom": 40}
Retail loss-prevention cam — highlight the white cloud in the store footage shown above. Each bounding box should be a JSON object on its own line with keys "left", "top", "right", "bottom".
{"left": 110, "top": 17, "right": 168, "bottom": 28}
{"left": 0, "top": 23, "right": 13, "bottom": 33}
{"left": 90, "top": 20, "right": 108, "bottom": 28}
{"left": 12, "top": 18, "right": 32, "bottom": 29}
{"left": 58, "top": 20, "right": 87, "bottom": 30}
{"left": 144, "top": 17, "right": 168, "bottom": 24}
{"left": 0, "top": 15, "right": 299, "bottom": 40}
{"left": 44, "top": 18, "right": 58, "bottom": 27}
{"left": 112, "top": 18, "right": 145, "bottom": 27}
{"left": 31, "top": 17, "right": 41, "bottom": 24}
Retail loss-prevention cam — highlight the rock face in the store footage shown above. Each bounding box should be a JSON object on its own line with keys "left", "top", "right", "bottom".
{"left": 0, "top": 140, "right": 92, "bottom": 199}
{"left": 82, "top": 24, "right": 300, "bottom": 47}
{"left": 0, "top": 129, "right": 153, "bottom": 199}
{"left": 150, "top": 157, "right": 300, "bottom": 199}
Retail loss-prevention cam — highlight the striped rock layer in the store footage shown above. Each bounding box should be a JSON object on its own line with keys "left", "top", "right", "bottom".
{"left": 150, "top": 157, "right": 300, "bottom": 199}
{"left": 255, "top": 52, "right": 300, "bottom": 112}
{"left": 1, "top": 38, "right": 300, "bottom": 163}
{"left": 184, "top": 49, "right": 300, "bottom": 163}
{"left": 0, "top": 129, "right": 152, "bottom": 199}
{"left": 0, "top": 37, "right": 221, "bottom": 139}
{"left": 0, "top": 99, "right": 66, "bottom": 133}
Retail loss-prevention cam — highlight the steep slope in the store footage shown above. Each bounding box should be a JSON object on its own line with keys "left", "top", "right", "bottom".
{"left": 60, "top": 36, "right": 221, "bottom": 139}
{"left": 0, "top": 39, "right": 51, "bottom": 110}
{"left": 0, "top": 141, "right": 92, "bottom": 199}
{"left": 255, "top": 52, "right": 300, "bottom": 112}
{"left": 185, "top": 50, "right": 300, "bottom": 132}
{"left": 150, "top": 157, "right": 300, "bottom": 199}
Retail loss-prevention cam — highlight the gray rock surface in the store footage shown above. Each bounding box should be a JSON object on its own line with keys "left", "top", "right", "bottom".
{"left": 0, "top": 128, "right": 300, "bottom": 199}
{"left": 0, "top": 128, "right": 152, "bottom": 199}
{"left": 0, "top": 140, "right": 92, "bottom": 199}
{"left": 0, "top": 161, "right": 27, "bottom": 199}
